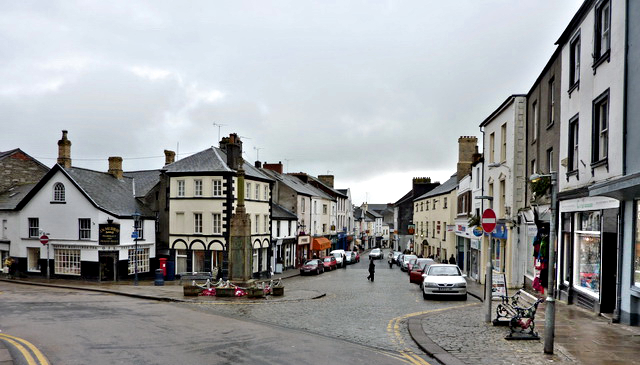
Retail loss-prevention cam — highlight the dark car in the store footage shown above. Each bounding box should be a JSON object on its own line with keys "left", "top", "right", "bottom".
{"left": 322, "top": 256, "right": 338, "bottom": 271}
{"left": 409, "top": 258, "right": 436, "bottom": 284}
{"left": 300, "top": 259, "right": 324, "bottom": 275}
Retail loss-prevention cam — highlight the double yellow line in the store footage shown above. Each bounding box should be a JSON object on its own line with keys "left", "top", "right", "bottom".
{"left": 387, "top": 303, "right": 479, "bottom": 365}
{"left": 0, "top": 333, "right": 49, "bottom": 365}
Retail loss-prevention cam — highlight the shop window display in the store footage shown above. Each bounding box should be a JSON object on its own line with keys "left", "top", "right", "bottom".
{"left": 575, "top": 211, "right": 601, "bottom": 294}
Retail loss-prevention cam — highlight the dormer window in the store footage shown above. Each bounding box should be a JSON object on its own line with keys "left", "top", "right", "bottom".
{"left": 53, "top": 182, "right": 65, "bottom": 202}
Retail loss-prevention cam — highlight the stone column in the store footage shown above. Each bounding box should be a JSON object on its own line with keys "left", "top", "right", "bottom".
{"left": 228, "top": 168, "right": 254, "bottom": 286}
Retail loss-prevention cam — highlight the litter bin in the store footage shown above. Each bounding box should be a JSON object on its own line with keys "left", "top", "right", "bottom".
{"left": 154, "top": 269, "right": 164, "bottom": 286}
{"left": 166, "top": 260, "right": 175, "bottom": 281}
{"left": 158, "top": 258, "right": 167, "bottom": 277}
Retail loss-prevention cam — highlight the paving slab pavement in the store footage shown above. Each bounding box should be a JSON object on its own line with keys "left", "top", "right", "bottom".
{"left": 408, "top": 278, "right": 640, "bottom": 365}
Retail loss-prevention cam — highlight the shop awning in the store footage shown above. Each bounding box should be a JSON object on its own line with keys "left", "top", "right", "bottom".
{"left": 311, "top": 237, "right": 331, "bottom": 251}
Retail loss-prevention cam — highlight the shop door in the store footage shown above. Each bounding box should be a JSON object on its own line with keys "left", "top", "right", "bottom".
{"left": 600, "top": 209, "right": 619, "bottom": 313}
{"left": 99, "top": 252, "right": 118, "bottom": 281}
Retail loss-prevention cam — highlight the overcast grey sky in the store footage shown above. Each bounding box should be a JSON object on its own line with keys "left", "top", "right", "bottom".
{"left": 1, "top": 1, "right": 583, "bottom": 205}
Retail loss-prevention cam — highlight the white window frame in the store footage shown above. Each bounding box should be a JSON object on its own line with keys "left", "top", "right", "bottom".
{"left": 194, "top": 213, "right": 203, "bottom": 234}
{"left": 27, "top": 247, "right": 40, "bottom": 272}
{"left": 177, "top": 180, "right": 185, "bottom": 197}
{"left": 128, "top": 247, "right": 150, "bottom": 275}
{"left": 255, "top": 184, "right": 260, "bottom": 201}
{"left": 28, "top": 218, "right": 39, "bottom": 238}
{"left": 212, "top": 179, "right": 222, "bottom": 197}
{"left": 213, "top": 213, "right": 222, "bottom": 234}
{"left": 54, "top": 248, "right": 81, "bottom": 275}
{"left": 79, "top": 218, "right": 91, "bottom": 240}
{"left": 53, "top": 182, "right": 65, "bottom": 202}
{"left": 194, "top": 179, "right": 203, "bottom": 197}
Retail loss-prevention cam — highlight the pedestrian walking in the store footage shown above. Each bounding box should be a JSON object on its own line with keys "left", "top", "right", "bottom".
{"left": 387, "top": 251, "right": 394, "bottom": 269}
{"left": 4, "top": 256, "right": 15, "bottom": 279}
{"left": 449, "top": 254, "right": 457, "bottom": 265}
{"left": 367, "top": 259, "right": 376, "bottom": 282}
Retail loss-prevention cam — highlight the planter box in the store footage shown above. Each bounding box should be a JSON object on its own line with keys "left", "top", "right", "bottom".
{"left": 247, "top": 288, "right": 266, "bottom": 298}
{"left": 183, "top": 285, "right": 203, "bottom": 297}
{"left": 272, "top": 287, "right": 284, "bottom": 296}
{"left": 215, "top": 287, "right": 236, "bottom": 297}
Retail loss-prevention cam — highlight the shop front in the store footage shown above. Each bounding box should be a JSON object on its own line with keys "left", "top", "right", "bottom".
{"left": 297, "top": 235, "right": 310, "bottom": 267}
{"left": 558, "top": 196, "right": 619, "bottom": 313}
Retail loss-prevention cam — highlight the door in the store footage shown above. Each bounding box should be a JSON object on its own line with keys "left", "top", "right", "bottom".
{"left": 99, "top": 252, "right": 118, "bottom": 281}
{"left": 599, "top": 209, "right": 618, "bottom": 313}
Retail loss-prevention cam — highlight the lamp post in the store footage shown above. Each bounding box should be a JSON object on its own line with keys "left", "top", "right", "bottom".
{"left": 530, "top": 172, "right": 557, "bottom": 354}
{"left": 476, "top": 195, "right": 494, "bottom": 323}
{"left": 132, "top": 212, "right": 141, "bottom": 286}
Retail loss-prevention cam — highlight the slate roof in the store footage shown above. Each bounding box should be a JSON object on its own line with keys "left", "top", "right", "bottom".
{"left": 163, "top": 147, "right": 273, "bottom": 182}
{"left": 0, "top": 149, "right": 49, "bottom": 171}
{"left": 393, "top": 190, "right": 414, "bottom": 206}
{"left": 415, "top": 174, "right": 458, "bottom": 200}
{"left": 124, "top": 170, "right": 162, "bottom": 198}
{"left": 63, "top": 167, "right": 153, "bottom": 217}
{"left": 0, "top": 183, "right": 38, "bottom": 210}
{"left": 306, "top": 175, "right": 347, "bottom": 198}
{"left": 261, "top": 169, "right": 333, "bottom": 200}
{"left": 271, "top": 202, "right": 298, "bottom": 220}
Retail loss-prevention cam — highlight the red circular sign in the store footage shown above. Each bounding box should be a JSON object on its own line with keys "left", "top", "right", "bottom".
{"left": 481, "top": 209, "right": 497, "bottom": 233}
{"left": 40, "top": 235, "right": 49, "bottom": 245}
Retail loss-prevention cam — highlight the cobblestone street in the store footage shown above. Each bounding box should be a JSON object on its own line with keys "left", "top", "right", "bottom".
{"left": 187, "top": 255, "right": 480, "bottom": 363}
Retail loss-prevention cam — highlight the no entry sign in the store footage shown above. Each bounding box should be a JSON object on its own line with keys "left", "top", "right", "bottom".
{"left": 40, "top": 234, "right": 49, "bottom": 245}
{"left": 481, "top": 209, "right": 497, "bottom": 233}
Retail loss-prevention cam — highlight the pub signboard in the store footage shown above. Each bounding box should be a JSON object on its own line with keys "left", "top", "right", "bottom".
{"left": 99, "top": 223, "right": 120, "bottom": 245}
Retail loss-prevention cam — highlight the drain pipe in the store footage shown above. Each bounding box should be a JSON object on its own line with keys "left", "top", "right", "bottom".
{"left": 613, "top": 203, "right": 624, "bottom": 323}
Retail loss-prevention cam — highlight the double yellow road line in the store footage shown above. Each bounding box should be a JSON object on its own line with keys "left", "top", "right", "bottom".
{"left": 0, "top": 333, "right": 49, "bottom": 365}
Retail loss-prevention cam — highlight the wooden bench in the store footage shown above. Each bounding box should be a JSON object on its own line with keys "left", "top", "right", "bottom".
{"left": 493, "top": 289, "right": 544, "bottom": 340}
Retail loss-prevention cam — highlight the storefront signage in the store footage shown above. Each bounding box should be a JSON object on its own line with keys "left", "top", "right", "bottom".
{"left": 99, "top": 224, "right": 120, "bottom": 245}
{"left": 446, "top": 225, "right": 455, "bottom": 232}
{"left": 491, "top": 224, "right": 508, "bottom": 240}
{"left": 298, "top": 235, "right": 310, "bottom": 245}
{"left": 473, "top": 226, "right": 484, "bottom": 237}
{"left": 560, "top": 196, "right": 619, "bottom": 212}
{"left": 471, "top": 239, "right": 480, "bottom": 250}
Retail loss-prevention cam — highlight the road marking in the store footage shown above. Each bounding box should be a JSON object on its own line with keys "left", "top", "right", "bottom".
{"left": 0, "top": 333, "right": 50, "bottom": 365}
{"left": 387, "top": 302, "right": 480, "bottom": 365}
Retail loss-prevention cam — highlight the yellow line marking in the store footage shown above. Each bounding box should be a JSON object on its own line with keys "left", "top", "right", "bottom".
{"left": 0, "top": 333, "right": 50, "bottom": 365}
{"left": 387, "top": 302, "right": 481, "bottom": 365}
{"left": 0, "top": 335, "right": 37, "bottom": 365}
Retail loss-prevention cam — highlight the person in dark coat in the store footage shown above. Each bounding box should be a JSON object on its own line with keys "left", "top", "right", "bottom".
{"left": 367, "top": 259, "right": 376, "bottom": 281}
{"left": 449, "top": 254, "right": 456, "bottom": 265}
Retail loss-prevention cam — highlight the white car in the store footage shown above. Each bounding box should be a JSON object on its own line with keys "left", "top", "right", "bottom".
{"left": 330, "top": 249, "right": 346, "bottom": 268}
{"left": 369, "top": 248, "right": 383, "bottom": 260}
{"left": 421, "top": 264, "right": 467, "bottom": 300}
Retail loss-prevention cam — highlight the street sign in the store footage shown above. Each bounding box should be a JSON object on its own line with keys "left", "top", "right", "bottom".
{"left": 131, "top": 231, "right": 139, "bottom": 239}
{"left": 481, "top": 209, "right": 497, "bottom": 233}
{"left": 40, "top": 234, "right": 49, "bottom": 245}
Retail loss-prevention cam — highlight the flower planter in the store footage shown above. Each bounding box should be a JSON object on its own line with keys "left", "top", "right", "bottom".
{"left": 215, "top": 287, "right": 236, "bottom": 297}
{"left": 183, "top": 285, "right": 203, "bottom": 297}
{"left": 272, "top": 287, "right": 284, "bottom": 296}
{"left": 247, "top": 288, "right": 266, "bottom": 298}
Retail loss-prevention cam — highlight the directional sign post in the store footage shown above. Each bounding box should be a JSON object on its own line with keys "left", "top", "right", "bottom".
{"left": 481, "top": 209, "right": 497, "bottom": 234}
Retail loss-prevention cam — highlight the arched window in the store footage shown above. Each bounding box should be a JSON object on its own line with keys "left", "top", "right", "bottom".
{"left": 53, "top": 182, "right": 65, "bottom": 202}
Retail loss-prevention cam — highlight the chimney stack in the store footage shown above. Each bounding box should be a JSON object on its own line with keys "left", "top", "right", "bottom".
{"left": 255, "top": 160, "right": 262, "bottom": 168}
{"left": 164, "top": 150, "right": 176, "bottom": 165}
{"left": 318, "top": 175, "right": 334, "bottom": 188}
{"left": 263, "top": 161, "right": 283, "bottom": 174}
{"left": 457, "top": 136, "right": 478, "bottom": 181}
{"left": 221, "top": 133, "right": 243, "bottom": 170}
{"left": 108, "top": 156, "right": 123, "bottom": 180}
{"left": 57, "top": 130, "right": 72, "bottom": 168}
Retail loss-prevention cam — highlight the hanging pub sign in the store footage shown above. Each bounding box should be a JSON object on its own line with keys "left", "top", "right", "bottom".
{"left": 99, "top": 223, "right": 120, "bottom": 245}
{"left": 408, "top": 224, "right": 415, "bottom": 234}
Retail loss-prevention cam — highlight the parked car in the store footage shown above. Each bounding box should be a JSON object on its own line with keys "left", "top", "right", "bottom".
{"left": 400, "top": 254, "right": 417, "bottom": 271}
{"left": 406, "top": 257, "right": 418, "bottom": 273}
{"left": 409, "top": 258, "right": 436, "bottom": 284}
{"left": 396, "top": 253, "right": 404, "bottom": 267}
{"left": 421, "top": 264, "right": 467, "bottom": 300}
{"left": 369, "top": 248, "right": 383, "bottom": 260}
{"left": 330, "top": 249, "right": 346, "bottom": 268}
{"left": 300, "top": 259, "right": 325, "bottom": 275}
{"left": 322, "top": 256, "right": 337, "bottom": 271}
{"left": 344, "top": 251, "right": 354, "bottom": 265}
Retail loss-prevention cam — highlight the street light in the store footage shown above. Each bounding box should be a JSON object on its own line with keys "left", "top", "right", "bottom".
{"left": 475, "top": 195, "right": 494, "bottom": 323}
{"left": 530, "top": 172, "right": 557, "bottom": 354}
{"left": 132, "top": 212, "right": 141, "bottom": 286}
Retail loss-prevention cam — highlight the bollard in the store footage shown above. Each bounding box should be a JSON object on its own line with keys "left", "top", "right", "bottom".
{"left": 154, "top": 268, "right": 164, "bottom": 286}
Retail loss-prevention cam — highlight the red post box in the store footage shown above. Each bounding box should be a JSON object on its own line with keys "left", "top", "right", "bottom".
{"left": 159, "top": 258, "right": 167, "bottom": 277}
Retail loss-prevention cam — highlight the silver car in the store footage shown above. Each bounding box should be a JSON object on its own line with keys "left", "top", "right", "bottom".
{"left": 421, "top": 264, "right": 467, "bottom": 300}
{"left": 369, "top": 248, "right": 383, "bottom": 260}
{"left": 400, "top": 254, "right": 417, "bottom": 271}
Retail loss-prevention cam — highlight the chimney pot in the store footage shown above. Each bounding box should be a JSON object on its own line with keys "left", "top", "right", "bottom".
{"left": 108, "top": 156, "right": 123, "bottom": 180}
{"left": 57, "top": 130, "right": 72, "bottom": 168}
{"left": 164, "top": 150, "right": 176, "bottom": 165}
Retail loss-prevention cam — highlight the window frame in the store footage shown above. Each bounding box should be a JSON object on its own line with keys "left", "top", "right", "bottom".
{"left": 548, "top": 77, "right": 556, "bottom": 127}
{"left": 532, "top": 100, "right": 539, "bottom": 143}
{"left": 53, "top": 182, "right": 65, "bottom": 202}
{"left": 54, "top": 248, "right": 81, "bottom": 275}
{"left": 28, "top": 217, "right": 39, "bottom": 238}
{"left": 568, "top": 114, "right": 580, "bottom": 174}
{"left": 79, "top": 218, "right": 91, "bottom": 240}
{"left": 569, "top": 31, "right": 581, "bottom": 92}
{"left": 194, "top": 179, "right": 203, "bottom": 197}
{"left": 177, "top": 180, "right": 185, "bottom": 197}
{"left": 212, "top": 179, "right": 222, "bottom": 197}
{"left": 593, "top": 0, "right": 611, "bottom": 69}
{"left": 212, "top": 213, "right": 222, "bottom": 234}
{"left": 194, "top": 213, "right": 203, "bottom": 234}
{"left": 591, "top": 89, "right": 610, "bottom": 166}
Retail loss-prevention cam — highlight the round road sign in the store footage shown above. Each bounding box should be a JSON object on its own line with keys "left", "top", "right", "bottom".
{"left": 481, "top": 209, "right": 497, "bottom": 233}
{"left": 40, "top": 235, "right": 49, "bottom": 245}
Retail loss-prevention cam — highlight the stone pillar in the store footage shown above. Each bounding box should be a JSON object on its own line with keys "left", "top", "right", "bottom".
{"left": 228, "top": 169, "right": 254, "bottom": 286}
{"left": 57, "top": 130, "right": 72, "bottom": 168}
